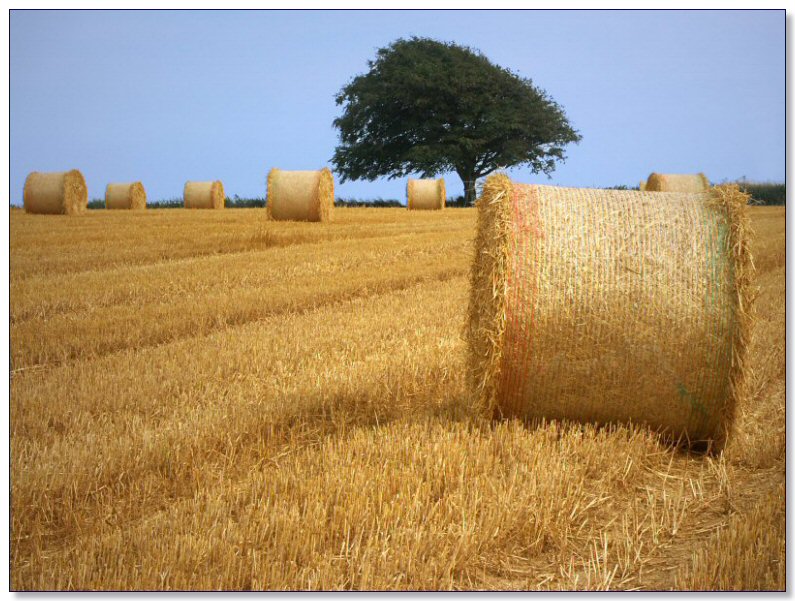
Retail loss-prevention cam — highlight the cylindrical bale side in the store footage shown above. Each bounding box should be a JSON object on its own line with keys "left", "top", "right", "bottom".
{"left": 467, "top": 175, "right": 754, "bottom": 450}
{"left": 645, "top": 172, "right": 710, "bottom": 193}
{"left": 23, "top": 170, "right": 88, "bottom": 215}
{"left": 105, "top": 182, "right": 147, "bottom": 210}
{"left": 407, "top": 178, "right": 446, "bottom": 210}
{"left": 266, "top": 168, "right": 334, "bottom": 222}
{"left": 184, "top": 180, "right": 225, "bottom": 209}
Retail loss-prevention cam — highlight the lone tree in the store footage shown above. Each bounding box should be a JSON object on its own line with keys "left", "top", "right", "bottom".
{"left": 332, "top": 37, "right": 581, "bottom": 205}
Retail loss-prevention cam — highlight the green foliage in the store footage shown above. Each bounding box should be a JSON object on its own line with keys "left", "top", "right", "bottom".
{"left": 336, "top": 197, "right": 403, "bottom": 208}
{"left": 332, "top": 37, "right": 580, "bottom": 205}
{"left": 735, "top": 181, "right": 785, "bottom": 205}
{"left": 226, "top": 195, "right": 266, "bottom": 208}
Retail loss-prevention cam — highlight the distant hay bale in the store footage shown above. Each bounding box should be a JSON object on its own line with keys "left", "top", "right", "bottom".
{"left": 407, "top": 178, "right": 446, "bottom": 210}
{"left": 184, "top": 180, "right": 224, "bottom": 209}
{"left": 23, "top": 170, "right": 87, "bottom": 215}
{"left": 467, "top": 175, "right": 754, "bottom": 451}
{"left": 639, "top": 180, "right": 647, "bottom": 191}
{"left": 266, "top": 168, "right": 334, "bottom": 222}
{"left": 645, "top": 172, "right": 710, "bottom": 193}
{"left": 105, "top": 182, "right": 146, "bottom": 210}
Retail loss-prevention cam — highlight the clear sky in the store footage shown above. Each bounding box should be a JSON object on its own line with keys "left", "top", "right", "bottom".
{"left": 10, "top": 9, "right": 784, "bottom": 204}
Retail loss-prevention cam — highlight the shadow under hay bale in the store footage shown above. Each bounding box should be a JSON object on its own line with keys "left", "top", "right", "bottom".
{"left": 407, "top": 178, "right": 446, "bottom": 210}
{"left": 23, "top": 170, "right": 88, "bottom": 215}
{"left": 105, "top": 182, "right": 147, "bottom": 210}
{"left": 184, "top": 180, "right": 225, "bottom": 209}
{"left": 467, "top": 175, "right": 754, "bottom": 452}
{"left": 266, "top": 168, "right": 334, "bottom": 222}
{"left": 645, "top": 172, "right": 710, "bottom": 193}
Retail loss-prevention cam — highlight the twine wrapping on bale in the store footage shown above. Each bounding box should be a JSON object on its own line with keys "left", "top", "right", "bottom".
{"left": 184, "top": 181, "right": 225, "bottom": 209}
{"left": 645, "top": 172, "right": 710, "bottom": 193}
{"left": 266, "top": 168, "right": 334, "bottom": 222}
{"left": 407, "top": 178, "right": 446, "bottom": 210}
{"left": 23, "top": 170, "right": 88, "bottom": 215}
{"left": 105, "top": 182, "right": 147, "bottom": 210}
{"left": 467, "top": 175, "right": 754, "bottom": 451}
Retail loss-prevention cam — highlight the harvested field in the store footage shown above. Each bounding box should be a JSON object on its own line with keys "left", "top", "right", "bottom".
{"left": 10, "top": 206, "right": 784, "bottom": 590}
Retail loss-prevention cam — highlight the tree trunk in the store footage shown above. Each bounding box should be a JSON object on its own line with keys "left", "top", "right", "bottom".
{"left": 462, "top": 176, "right": 478, "bottom": 206}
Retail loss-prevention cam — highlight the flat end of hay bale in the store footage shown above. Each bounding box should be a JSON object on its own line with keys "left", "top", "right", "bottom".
{"left": 466, "top": 173, "right": 514, "bottom": 419}
{"left": 707, "top": 184, "right": 755, "bottom": 451}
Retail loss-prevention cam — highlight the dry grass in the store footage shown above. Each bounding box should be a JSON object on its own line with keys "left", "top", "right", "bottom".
{"left": 10, "top": 206, "right": 784, "bottom": 590}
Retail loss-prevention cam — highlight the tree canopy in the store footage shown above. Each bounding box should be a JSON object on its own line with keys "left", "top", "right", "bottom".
{"left": 332, "top": 37, "right": 581, "bottom": 205}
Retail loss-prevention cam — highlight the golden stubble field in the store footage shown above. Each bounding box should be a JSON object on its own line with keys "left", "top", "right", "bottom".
{"left": 10, "top": 205, "right": 785, "bottom": 590}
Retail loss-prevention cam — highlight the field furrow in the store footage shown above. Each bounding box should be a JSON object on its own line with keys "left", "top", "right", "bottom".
{"left": 10, "top": 208, "right": 473, "bottom": 281}
{"left": 11, "top": 230, "right": 472, "bottom": 369}
{"left": 12, "top": 277, "right": 470, "bottom": 575}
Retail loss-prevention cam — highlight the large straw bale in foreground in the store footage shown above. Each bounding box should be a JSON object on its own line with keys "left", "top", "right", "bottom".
{"left": 645, "top": 172, "right": 710, "bottom": 192}
{"left": 23, "top": 170, "right": 87, "bottom": 215}
{"left": 105, "top": 182, "right": 146, "bottom": 210}
{"left": 184, "top": 180, "right": 225, "bottom": 209}
{"left": 266, "top": 168, "right": 334, "bottom": 222}
{"left": 467, "top": 175, "right": 754, "bottom": 450}
{"left": 407, "top": 178, "right": 446, "bottom": 210}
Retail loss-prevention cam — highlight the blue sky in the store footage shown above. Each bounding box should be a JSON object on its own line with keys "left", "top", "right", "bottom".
{"left": 10, "top": 9, "right": 784, "bottom": 204}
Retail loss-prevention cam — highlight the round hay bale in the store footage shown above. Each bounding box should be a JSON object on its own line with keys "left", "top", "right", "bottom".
{"left": 645, "top": 172, "right": 710, "bottom": 193}
{"left": 105, "top": 182, "right": 146, "bottom": 210}
{"left": 184, "top": 180, "right": 225, "bottom": 209}
{"left": 467, "top": 175, "right": 754, "bottom": 450}
{"left": 266, "top": 168, "right": 334, "bottom": 222}
{"left": 23, "top": 170, "right": 87, "bottom": 215}
{"left": 639, "top": 180, "right": 647, "bottom": 191}
{"left": 407, "top": 178, "right": 446, "bottom": 210}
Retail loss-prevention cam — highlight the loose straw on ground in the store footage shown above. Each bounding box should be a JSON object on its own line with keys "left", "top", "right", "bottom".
{"left": 105, "top": 182, "right": 146, "bottom": 210}
{"left": 184, "top": 181, "right": 225, "bottom": 209}
{"left": 467, "top": 175, "right": 754, "bottom": 451}
{"left": 23, "top": 170, "right": 88, "bottom": 215}
{"left": 266, "top": 168, "right": 334, "bottom": 222}
{"left": 644, "top": 172, "right": 710, "bottom": 193}
{"left": 407, "top": 178, "right": 446, "bottom": 210}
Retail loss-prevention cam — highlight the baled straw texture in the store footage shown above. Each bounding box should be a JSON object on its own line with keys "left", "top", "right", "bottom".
{"left": 645, "top": 172, "right": 710, "bottom": 193}
{"left": 105, "top": 182, "right": 146, "bottom": 210}
{"left": 467, "top": 175, "right": 754, "bottom": 450}
{"left": 407, "top": 178, "right": 446, "bottom": 210}
{"left": 266, "top": 168, "right": 334, "bottom": 222}
{"left": 184, "top": 181, "right": 225, "bottom": 209}
{"left": 23, "top": 170, "right": 87, "bottom": 215}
